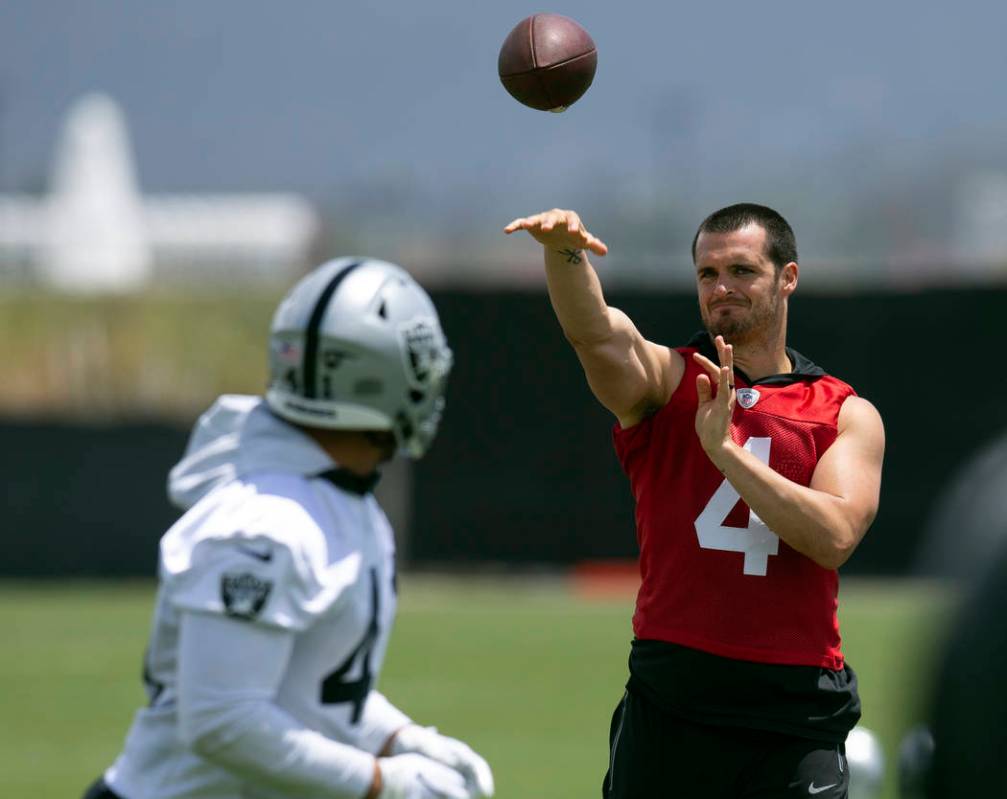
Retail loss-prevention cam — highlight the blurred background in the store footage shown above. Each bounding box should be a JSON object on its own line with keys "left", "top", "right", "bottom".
{"left": 2, "top": 2, "right": 1005, "bottom": 797}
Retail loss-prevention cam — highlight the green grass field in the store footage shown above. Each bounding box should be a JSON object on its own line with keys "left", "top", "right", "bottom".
{"left": 2, "top": 577, "right": 954, "bottom": 798}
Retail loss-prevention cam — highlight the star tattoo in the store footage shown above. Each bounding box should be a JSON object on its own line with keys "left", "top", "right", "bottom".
{"left": 558, "top": 248, "right": 583, "bottom": 264}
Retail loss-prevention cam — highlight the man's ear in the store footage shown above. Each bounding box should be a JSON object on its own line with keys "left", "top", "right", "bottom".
{"left": 780, "top": 261, "right": 799, "bottom": 295}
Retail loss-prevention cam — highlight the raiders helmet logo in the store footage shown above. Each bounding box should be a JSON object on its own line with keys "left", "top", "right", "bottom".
{"left": 400, "top": 318, "right": 446, "bottom": 386}
{"left": 221, "top": 572, "right": 273, "bottom": 620}
{"left": 736, "top": 387, "right": 761, "bottom": 409}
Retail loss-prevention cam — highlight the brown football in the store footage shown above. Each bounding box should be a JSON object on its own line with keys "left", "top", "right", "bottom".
{"left": 498, "top": 13, "right": 597, "bottom": 112}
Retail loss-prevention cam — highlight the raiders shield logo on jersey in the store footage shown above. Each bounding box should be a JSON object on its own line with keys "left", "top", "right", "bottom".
{"left": 221, "top": 572, "right": 273, "bottom": 620}
{"left": 737, "top": 388, "right": 761, "bottom": 409}
{"left": 400, "top": 318, "right": 444, "bottom": 385}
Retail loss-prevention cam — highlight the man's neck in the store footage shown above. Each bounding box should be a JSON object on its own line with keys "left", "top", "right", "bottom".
{"left": 730, "top": 324, "right": 791, "bottom": 382}
{"left": 302, "top": 428, "right": 384, "bottom": 476}
{"left": 734, "top": 345, "right": 792, "bottom": 382}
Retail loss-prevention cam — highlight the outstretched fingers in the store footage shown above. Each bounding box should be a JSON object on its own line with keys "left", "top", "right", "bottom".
{"left": 714, "top": 337, "right": 735, "bottom": 406}
{"left": 718, "top": 362, "right": 733, "bottom": 406}
{"left": 696, "top": 373, "right": 713, "bottom": 404}
{"left": 503, "top": 217, "right": 529, "bottom": 234}
{"left": 693, "top": 352, "right": 720, "bottom": 381}
{"left": 713, "top": 336, "right": 732, "bottom": 373}
{"left": 693, "top": 348, "right": 735, "bottom": 407}
{"left": 503, "top": 209, "right": 608, "bottom": 255}
{"left": 503, "top": 210, "right": 559, "bottom": 235}
{"left": 559, "top": 210, "right": 607, "bottom": 254}
{"left": 583, "top": 231, "right": 608, "bottom": 256}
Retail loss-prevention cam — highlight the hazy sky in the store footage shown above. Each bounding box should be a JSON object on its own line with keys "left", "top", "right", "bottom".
{"left": 3, "top": 1, "right": 1007, "bottom": 277}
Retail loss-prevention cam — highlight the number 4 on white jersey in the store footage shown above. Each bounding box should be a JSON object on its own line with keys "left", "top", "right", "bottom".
{"left": 694, "top": 437, "right": 779, "bottom": 576}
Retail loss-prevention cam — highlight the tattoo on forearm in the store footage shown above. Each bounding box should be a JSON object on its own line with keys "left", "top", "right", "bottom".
{"left": 558, "top": 248, "right": 584, "bottom": 264}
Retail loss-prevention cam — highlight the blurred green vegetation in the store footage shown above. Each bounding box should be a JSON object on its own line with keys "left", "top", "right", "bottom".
{"left": 0, "top": 577, "right": 954, "bottom": 798}
{"left": 0, "top": 290, "right": 283, "bottom": 418}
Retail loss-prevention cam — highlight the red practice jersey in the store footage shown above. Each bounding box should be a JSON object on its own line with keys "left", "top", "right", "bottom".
{"left": 613, "top": 336, "right": 856, "bottom": 671}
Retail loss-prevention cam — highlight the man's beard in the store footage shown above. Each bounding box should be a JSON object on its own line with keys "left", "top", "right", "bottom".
{"left": 701, "top": 289, "right": 782, "bottom": 346}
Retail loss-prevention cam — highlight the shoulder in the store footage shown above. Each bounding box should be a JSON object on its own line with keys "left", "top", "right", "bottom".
{"left": 838, "top": 395, "right": 885, "bottom": 440}
{"left": 160, "top": 474, "right": 365, "bottom": 630}
{"left": 824, "top": 396, "right": 886, "bottom": 467}
{"left": 166, "top": 473, "right": 326, "bottom": 551}
{"left": 666, "top": 345, "right": 689, "bottom": 375}
{"left": 169, "top": 471, "right": 365, "bottom": 551}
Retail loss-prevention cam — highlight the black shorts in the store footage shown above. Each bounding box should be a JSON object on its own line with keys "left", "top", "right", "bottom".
{"left": 603, "top": 690, "right": 850, "bottom": 799}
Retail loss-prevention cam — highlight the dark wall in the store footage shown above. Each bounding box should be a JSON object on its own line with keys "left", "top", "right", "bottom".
{"left": 414, "top": 286, "right": 1006, "bottom": 575}
{"left": 2, "top": 421, "right": 186, "bottom": 576}
{"left": 3, "top": 287, "right": 1003, "bottom": 576}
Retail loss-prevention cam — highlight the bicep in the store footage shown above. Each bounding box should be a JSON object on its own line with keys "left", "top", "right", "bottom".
{"left": 810, "top": 397, "right": 886, "bottom": 537}
{"left": 178, "top": 611, "right": 295, "bottom": 705}
{"left": 572, "top": 307, "right": 683, "bottom": 425}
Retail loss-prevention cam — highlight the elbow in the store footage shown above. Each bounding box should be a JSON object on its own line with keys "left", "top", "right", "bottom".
{"left": 819, "top": 542, "right": 855, "bottom": 571}
{"left": 812, "top": 502, "right": 876, "bottom": 570}
{"left": 185, "top": 733, "right": 218, "bottom": 761}
{"left": 178, "top": 700, "right": 235, "bottom": 759}
{"left": 178, "top": 712, "right": 215, "bottom": 758}
{"left": 817, "top": 525, "right": 864, "bottom": 570}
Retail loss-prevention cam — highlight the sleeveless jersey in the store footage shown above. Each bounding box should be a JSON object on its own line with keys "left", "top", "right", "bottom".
{"left": 613, "top": 336, "right": 856, "bottom": 670}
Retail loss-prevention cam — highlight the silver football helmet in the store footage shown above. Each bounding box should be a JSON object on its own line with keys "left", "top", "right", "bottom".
{"left": 896, "top": 725, "right": 934, "bottom": 799}
{"left": 265, "top": 257, "right": 453, "bottom": 458}
{"left": 847, "top": 725, "right": 885, "bottom": 799}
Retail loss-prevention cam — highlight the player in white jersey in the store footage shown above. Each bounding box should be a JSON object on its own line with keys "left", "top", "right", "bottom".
{"left": 82, "top": 258, "right": 494, "bottom": 799}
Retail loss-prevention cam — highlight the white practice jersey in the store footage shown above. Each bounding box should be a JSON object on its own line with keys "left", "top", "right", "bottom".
{"left": 105, "top": 395, "right": 410, "bottom": 799}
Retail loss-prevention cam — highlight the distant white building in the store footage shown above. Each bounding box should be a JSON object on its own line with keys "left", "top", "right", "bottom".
{"left": 953, "top": 172, "right": 1007, "bottom": 272}
{"left": 0, "top": 93, "right": 320, "bottom": 292}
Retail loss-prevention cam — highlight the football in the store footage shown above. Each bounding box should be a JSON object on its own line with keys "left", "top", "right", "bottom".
{"left": 497, "top": 13, "right": 597, "bottom": 112}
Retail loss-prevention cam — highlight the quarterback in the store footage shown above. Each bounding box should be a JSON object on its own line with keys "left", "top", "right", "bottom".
{"left": 505, "top": 204, "right": 885, "bottom": 799}
{"left": 83, "top": 258, "right": 494, "bottom": 799}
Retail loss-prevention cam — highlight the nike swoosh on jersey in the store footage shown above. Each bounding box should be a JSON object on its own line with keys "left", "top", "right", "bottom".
{"left": 236, "top": 543, "right": 273, "bottom": 562}
{"left": 808, "top": 782, "right": 838, "bottom": 795}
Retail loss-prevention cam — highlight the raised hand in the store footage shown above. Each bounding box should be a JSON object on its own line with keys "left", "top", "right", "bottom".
{"left": 504, "top": 208, "right": 608, "bottom": 256}
{"left": 693, "top": 335, "right": 736, "bottom": 459}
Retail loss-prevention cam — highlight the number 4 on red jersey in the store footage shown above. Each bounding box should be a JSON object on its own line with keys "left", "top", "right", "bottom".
{"left": 694, "top": 436, "right": 779, "bottom": 576}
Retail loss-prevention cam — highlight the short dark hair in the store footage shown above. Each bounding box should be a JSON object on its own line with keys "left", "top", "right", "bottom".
{"left": 691, "top": 203, "right": 798, "bottom": 270}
